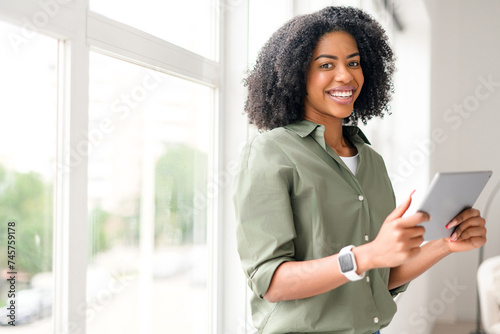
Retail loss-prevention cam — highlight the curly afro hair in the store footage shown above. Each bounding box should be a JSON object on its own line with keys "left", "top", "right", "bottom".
{"left": 244, "top": 6, "right": 396, "bottom": 130}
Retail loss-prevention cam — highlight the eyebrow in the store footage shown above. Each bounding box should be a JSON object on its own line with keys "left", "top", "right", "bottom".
{"left": 314, "top": 52, "right": 360, "bottom": 61}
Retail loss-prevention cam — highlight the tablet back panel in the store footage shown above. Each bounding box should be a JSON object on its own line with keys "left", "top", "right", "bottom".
{"left": 418, "top": 170, "right": 492, "bottom": 241}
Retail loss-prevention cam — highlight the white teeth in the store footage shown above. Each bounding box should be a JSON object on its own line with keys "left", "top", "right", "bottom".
{"left": 328, "top": 90, "right": 353, "bottom": 98}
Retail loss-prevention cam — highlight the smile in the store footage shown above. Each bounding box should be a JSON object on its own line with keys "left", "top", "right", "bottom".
{"left": 327, "top": 90, "right": 353, "bottom": 99}
{"left": 325, "top": 86, "right": 357, "bottom": 105}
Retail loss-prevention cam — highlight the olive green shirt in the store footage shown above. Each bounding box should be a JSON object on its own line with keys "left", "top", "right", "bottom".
{"left": 233, "top": 120, "right": 408, "bottom": 334}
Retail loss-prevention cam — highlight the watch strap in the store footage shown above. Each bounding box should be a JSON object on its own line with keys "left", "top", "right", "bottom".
{"left": 338, "top": 245, "right": 365, "bottom": 281}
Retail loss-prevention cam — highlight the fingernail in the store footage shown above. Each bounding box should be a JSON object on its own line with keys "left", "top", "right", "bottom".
{"left": 450, "top": 232, "right": 458, "bottom": 242}
{"left": 410, "top": 189, "right": 416, "bottom": 197}
{"left": 447, "top": 219, "right": 458, "bottom": 229}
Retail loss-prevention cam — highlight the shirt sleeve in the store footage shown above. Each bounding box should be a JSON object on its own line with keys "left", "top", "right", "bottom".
{"left": 233, "top": 136, "right": 297, "bottom": 299}
{"left": 389, "top": 282, "right": 410, "bottom": 297}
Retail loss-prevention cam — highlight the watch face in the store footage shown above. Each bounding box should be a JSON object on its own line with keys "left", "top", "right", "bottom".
{"left": 339, "top": 254, "right": 354, "bottom": 272}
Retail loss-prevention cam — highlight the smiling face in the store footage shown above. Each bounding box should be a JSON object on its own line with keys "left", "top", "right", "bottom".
{"left": 304, "top": 31, "right": 364, "bottom": 122}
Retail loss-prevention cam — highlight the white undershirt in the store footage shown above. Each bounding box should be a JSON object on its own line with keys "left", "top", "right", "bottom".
{"left": 340, "top": 153, "right": 359, "bottom": 175}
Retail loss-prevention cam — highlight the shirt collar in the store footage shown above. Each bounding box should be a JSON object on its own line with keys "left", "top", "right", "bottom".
{"left": 284, "top": 120, "right": 320, "bottom": 138}
{"left": 284, "top": 120, "right": 371, "bottom": 146}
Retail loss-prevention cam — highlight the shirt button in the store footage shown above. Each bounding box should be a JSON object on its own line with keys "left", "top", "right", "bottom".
{"left": 366, "top": 276, "right": 370, "bottom": 283}
{"left": 374, "top": 317, "right": 379, "bottom": 324}
{"left": 364, "top": 235, "right": 369, "bottom": 241}
{"left": 358, "top": 195, "right": 364, "bottom": 201}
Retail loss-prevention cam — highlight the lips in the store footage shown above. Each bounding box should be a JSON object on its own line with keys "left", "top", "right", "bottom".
{"left": 326, "top": 85, "right": 357, "bottom": 105}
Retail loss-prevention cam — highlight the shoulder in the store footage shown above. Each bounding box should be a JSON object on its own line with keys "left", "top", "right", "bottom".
{"left": 357, "top": 141, "right": 388, "bottom": 174}
{"left": 358, "top": 141, "right": 391, "bottom": 179}
{"left": 249, "top": 127, "right": 297, "bottom": 150}
{"left": 237, "top": 127, "right": 298, "bottom": 172}
{"left": 361, "top": 142, "right": 383, "bottom": 160}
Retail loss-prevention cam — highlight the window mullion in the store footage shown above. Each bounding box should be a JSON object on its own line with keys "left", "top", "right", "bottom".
{"left": 54, "top": 23, "right": 89, "bottom": 334}
{"left": 220, "top": 0, "right": 251, "bottom": 332}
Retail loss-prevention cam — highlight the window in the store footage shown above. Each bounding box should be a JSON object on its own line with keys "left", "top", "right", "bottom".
{"left": 87, "top": 52, "right": 213, "bottom": 333}
{"left": 89, "top": 0, "right": 219, "bottom": 60}
{"left": 0, "top": 20, "right": 57, "bottom": 331}
{"left": 0, "top": 0, "right": 222, "bottom": 332}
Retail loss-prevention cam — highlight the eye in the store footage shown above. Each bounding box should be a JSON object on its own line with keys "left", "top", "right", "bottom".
{"left": 320, "top": 63, "right": 333, "bottom": 69}
{"left": 349, "top": 61, "right": 361, "bottom": 67}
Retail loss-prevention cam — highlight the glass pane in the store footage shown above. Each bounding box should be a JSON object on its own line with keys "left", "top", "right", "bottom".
{"left": 90, "top": 0, "right": 218, "bottom": 60}
{"left": 0, "top": 21, "right": 57, "bottom": 331}
{"left": 88, "top": 52, "right": 212, "bottom": 334}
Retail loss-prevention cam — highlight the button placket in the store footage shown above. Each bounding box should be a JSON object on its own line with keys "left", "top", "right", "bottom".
{"left": 358, "top": 193, "right": 370, "bottom": 244}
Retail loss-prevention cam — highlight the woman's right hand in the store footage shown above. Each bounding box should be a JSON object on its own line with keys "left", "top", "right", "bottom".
{"left": 367, "top": 192, "right": 429, "bottom": 269}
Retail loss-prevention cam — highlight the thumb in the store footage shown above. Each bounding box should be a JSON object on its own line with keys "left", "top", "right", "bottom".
{"left": 385, "top": 190, "right": 415, "bottom": 222}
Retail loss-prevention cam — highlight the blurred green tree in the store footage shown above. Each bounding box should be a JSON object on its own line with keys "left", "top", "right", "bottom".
{"left": 0, "top": 165, "right": 53, "bottom": 275}
{"left": 154, "top": 144, "right": 207, "bottom": 246}
{"left": 88, "top": 206, "right": 110, "bottom": 261}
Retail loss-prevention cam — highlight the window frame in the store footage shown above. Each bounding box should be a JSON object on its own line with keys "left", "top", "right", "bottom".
{"left": 0, "top": 0, "right": 224, "bottom": 333}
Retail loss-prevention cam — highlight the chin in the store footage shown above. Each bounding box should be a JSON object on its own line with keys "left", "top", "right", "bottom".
{"left": 331, "top": 109, "right": 354, "bottom": 119}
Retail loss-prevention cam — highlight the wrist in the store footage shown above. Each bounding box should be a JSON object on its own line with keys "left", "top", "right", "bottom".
{"left": 429, "top": 238, "right": 454, "bottom": 256}
{"left": 351, "top": 243, "right": 378, "bottom": 274}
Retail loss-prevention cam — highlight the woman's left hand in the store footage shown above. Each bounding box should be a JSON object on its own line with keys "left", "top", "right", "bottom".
{"left": 444, "top": 208, "right": 487, "bottom": 252}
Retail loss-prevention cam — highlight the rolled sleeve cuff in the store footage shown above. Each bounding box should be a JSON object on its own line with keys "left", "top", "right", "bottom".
{"left": 390, "top": 282, "right": 410, "bottom": 297}
{"left": 248, "top": 257, "right": 295, "bottom": 299}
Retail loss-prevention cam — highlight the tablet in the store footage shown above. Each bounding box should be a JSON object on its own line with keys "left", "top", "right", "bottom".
{"left": 417, "top": 170, "right": 493, "bottom": 241}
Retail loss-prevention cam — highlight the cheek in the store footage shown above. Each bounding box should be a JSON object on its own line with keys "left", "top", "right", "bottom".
{"left": 307, "top": 72, "right": 329, "bottom": 93}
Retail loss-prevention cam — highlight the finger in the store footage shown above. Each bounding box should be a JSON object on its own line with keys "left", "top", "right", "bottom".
{"left": 449, "top": 216, "right": 486, "bottom": 241}
{"left": 386, "top": 190, "right": 415, "bottom": 222}
{"left": 450, "top": 236, "right": 486, "bottom": 249}
{"left": 412, "top": 226, "right": 426, "bottom": 238}
{"left": 402, "top": 225, "right": 426, "bottom": 239}
{"left": 446, "top": 208, "right": 481, "bottom": 230}
{"left": 469, "top": 236, "right": 487, "bottom": 248}
{"left": 408, "top": 234, "right": 425, "bottom": 248}
{"left": 450, "top": 225, "right": 487, "bottom": 242}
{"left": 461, "top": 226, "right": 487, "bottom": 240}
{"left": 397, "top": 212, "right": 430, "bottom": 228}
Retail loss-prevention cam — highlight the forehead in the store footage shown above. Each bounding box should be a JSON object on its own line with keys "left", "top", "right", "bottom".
{"left": 313, "top": 31, "right": 359, "bottom": 54}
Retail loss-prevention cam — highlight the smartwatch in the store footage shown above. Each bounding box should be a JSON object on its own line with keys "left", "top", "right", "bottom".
{"left": 337, "top": 245, "right": 365, "bottom": 281}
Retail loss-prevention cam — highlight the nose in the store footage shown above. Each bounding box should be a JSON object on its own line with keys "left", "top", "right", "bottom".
{"left": 334, "top": 64, "right": 353, "bottom": 83}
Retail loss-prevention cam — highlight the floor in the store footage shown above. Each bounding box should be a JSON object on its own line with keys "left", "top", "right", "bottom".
{"left": 432, "top": 321, "right": 480, "bottom": 334}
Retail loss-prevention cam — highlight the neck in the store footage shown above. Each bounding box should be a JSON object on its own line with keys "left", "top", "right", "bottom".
{"left": 304, "top": 113, "right": 356, "bottom": 157}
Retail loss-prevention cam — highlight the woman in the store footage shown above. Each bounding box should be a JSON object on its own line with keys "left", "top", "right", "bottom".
{"left": 233, "top": 6, "right": 486, "bottom": 334}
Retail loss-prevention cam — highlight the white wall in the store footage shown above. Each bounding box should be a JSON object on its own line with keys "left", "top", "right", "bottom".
{"left": 361, "top": 1, "right": 433, "bottom": 333}
{"left": 424, "top": 0, "right": 500, "bottom": 328}
{"left": 368, "top": 0, "right": 500, "bottom": 332}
